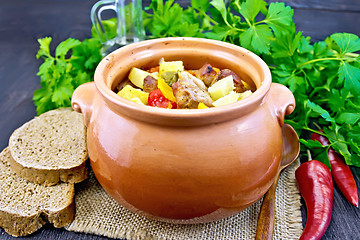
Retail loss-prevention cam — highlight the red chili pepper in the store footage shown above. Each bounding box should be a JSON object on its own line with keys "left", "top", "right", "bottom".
{"left": 148, "top": 89, "right": 177, "bottom": 109}
{"left": 311, "top": 131, "right": 359, "bottom": 207}
{"left": 296, "top": 159, "right": 333, "bottom": 240}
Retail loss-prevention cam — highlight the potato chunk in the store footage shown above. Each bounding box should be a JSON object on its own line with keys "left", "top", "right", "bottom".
{"left": 128, "top": 67, "right": 150, "bottom": 89}
{"left": 117, "top": 85, "right": 149, "bottom": 104}
{"left": 208, "top": 75, "right": 234, "bottom": 100}
{"left": 212, "top": 91, "right": 240, "bottom": 107}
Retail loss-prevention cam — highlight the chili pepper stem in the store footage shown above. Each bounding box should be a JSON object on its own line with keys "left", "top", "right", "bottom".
{"left": 312, "top": 122, "right": 321, "bottom": 131}
{"left": 307, "top": 149, "right": 312, "bottom": 161}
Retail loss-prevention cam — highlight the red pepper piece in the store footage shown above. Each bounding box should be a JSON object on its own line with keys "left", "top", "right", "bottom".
{"left": 311, "top": 131, "right": 359, "bottom": 207}
{"left": 148, "top": 89, "right": 177, "bottom": 109}
{"left": 296, "top": 159, "right": 333, "bottom": 240}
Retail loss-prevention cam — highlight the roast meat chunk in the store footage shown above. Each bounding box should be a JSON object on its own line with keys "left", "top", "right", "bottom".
{"left": 195, "top": 63, "right": 219, "bottom": 87}
{"left": 143, "top": 75, "right": 158, "bottom": 93}
{"left": 172, "top": 71, "right": 213, "bottom": 109}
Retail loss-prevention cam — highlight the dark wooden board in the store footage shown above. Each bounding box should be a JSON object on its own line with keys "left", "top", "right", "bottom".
{"left": 269, "top": 0, "right": 360, "bottom": 41}
{"left": 0, "top": 0, "right": 359, "bottom": 239}
{"left": 274, "top": 0, "right": 360, "bottom": 10}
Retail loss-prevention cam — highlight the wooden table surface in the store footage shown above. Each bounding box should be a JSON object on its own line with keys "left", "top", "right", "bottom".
{"left": 0, "top": 0, "right": 359, "bottom": 239}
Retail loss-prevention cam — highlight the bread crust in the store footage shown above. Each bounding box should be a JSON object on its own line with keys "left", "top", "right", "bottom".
{"left": 8, "top": 154, "right": 88, "bottom": 186}
{"left": 0, "top": 147, "right": 75, "bottom": 237}
{"left": 8, "top": 108, "right": 88, "bottom": 186}
{"left": 0, "top": 199, "right": 75, "bottom": 237}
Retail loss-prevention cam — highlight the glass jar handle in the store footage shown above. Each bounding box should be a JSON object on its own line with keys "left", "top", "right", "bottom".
{"left": 90, "top": 0, "right": 116, "bottom": 44}
{"left": 91, "top": 0, "right": 145, "bottom": 55}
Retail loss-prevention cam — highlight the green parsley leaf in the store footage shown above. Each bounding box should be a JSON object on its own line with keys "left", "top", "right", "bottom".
{"left": 144, "top": 0, "right": 203, "bottom": 38}
{"left": 36, "top": 37, "right": 52, "bottom": 59}
{"left": 240, "top": 25, "right": 273, "bottom": 54}
{"left": 325, "top": 126, "right": 352, "bottom": 165}
{"left": 71, "top": 38, "right": 102, "bottom": 72}
{"left": 264, "top": 2, "right": 294, "bottom": 35}
{"left": 299, "top": 139, "right": 324, "bottom": 149}
{"left": 297, "top": 36, "right": 313, "bottom": 54}
{"left": 286, "top": 75, "right": 305, "bottom": 93}
{"left": 239, "top": 0, "right": 266, "bottom": 24}
{"left": 55, "top": 38, "right": 81, "bottom": 58}
{"left": 306, "top": 100, "right": 335, "bottom": 123}
{"left": 351, "top": 154, "right": 360, "bottom": 167}
{"left": 33, "top": 85, "right": 56, "bottom": 114}
{"left": 51, "top": 78, "right": 74, "bottom": 107}
{"left": 299, "top": 139, "right": 331, "bottom": 168}
{"left": 271, "top": 31, "right": 302, "bottom": 58}
{"left": 33, "top": 37, "right": 102, "bottom": 115}
{"left": 326, "top": 89, "right": 347, "bottom": 113}
{"left": 204, "top": 25, "right": 230, "bottom": 41}
{"left": 37, "top": 58, "right": 54, "bottom": 79}
{"left": 191, "top": 0, "right": 210, "bottom": 11}
{"left": 331, "top": 33, "right": 360, "bottom": 56}
{"left": 338, "top": 61, "right": 360, "bottom": 95}
{"left": 337, "top": 112, "right": 360, "bottom": 125}
{"left": 210, "top": 0, "right": 229, "bottom": 25}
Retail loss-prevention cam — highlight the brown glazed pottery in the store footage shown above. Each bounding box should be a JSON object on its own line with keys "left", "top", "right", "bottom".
{"left": 71, "top": 37, "right": 296, "bottom": 224}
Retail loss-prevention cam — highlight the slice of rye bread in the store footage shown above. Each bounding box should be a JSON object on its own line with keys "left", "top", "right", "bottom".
{"left": 8, "top": 108, "right": 88, "bottom": 186}
{"left": 0, "top": 147, "right": 75, "bottom": 237}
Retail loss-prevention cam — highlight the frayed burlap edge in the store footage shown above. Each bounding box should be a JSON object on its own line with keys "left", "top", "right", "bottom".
{"left": 273, "top": 158, "right": 303, "bottom": 240}
{"left": 65, "top": 159, "right": 302, "bottom": 240}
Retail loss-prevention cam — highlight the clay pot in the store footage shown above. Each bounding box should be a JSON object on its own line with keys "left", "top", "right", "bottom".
{"left": 71, "top": 37, "right": 296, "bottom": 224}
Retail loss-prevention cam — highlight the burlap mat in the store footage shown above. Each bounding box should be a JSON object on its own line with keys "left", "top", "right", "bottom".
{"left": 65, "top": 159, "right": 302, "bottom": 239}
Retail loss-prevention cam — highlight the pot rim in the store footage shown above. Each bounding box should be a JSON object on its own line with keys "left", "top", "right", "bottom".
{"left": 94, "top": 37, "right": 272, "bottom": 126}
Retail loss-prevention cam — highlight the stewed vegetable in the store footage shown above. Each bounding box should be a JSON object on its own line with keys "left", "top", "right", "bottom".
{"left": 115, "top": 58, "right": 254, "bottom": 109}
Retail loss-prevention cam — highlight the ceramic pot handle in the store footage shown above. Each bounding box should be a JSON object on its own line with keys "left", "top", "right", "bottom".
{"left": 71, "top": 82, "right": 96, "bottom": 127}
{"left": 268, "top": 83, "right": 295, "bottom": 127}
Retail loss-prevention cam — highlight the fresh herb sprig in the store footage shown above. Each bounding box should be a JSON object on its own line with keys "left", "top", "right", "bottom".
{"left": 34, "top": 37, "right": 102, "bottom": 114}
{"left": 34, "top": 0, "right": 360, "bottom": 167}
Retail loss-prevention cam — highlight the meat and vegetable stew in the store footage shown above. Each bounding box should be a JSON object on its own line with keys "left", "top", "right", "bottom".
{"left": 115, "top": 58, "right": 255, "bottom": 109}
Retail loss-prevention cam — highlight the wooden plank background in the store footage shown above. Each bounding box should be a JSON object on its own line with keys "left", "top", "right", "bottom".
{"left": 269, "top": 0, "right": 360, "bottom": 41}
{"left": 0, "top": 0, "right": 359, "bottom": 239}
